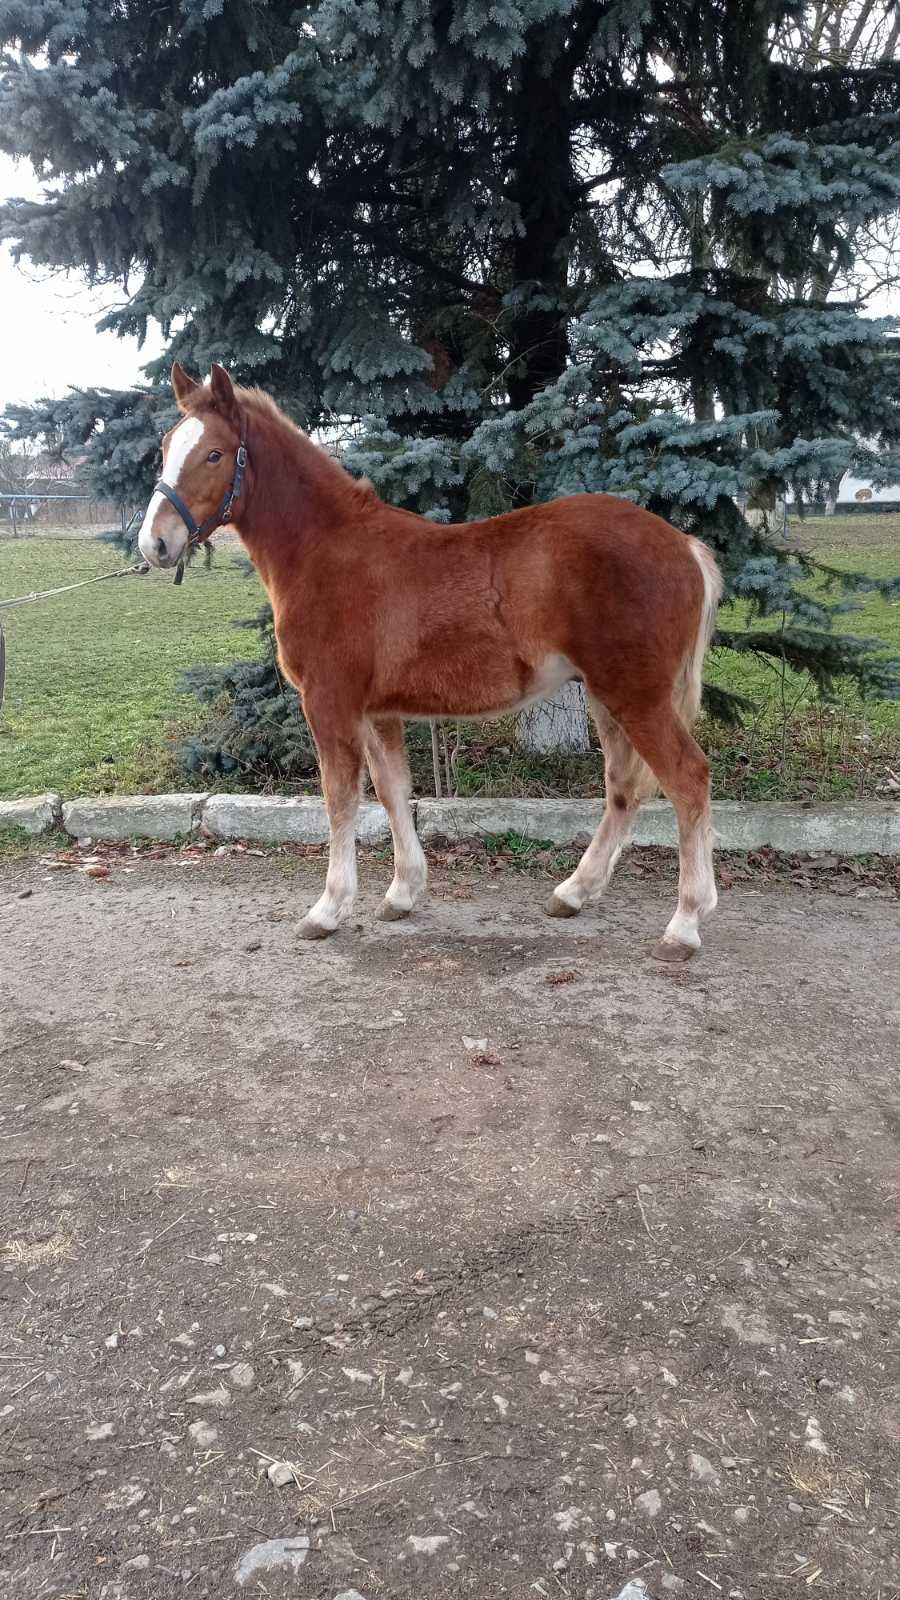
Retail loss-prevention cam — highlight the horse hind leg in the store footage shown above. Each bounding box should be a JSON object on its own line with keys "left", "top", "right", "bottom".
{"left": 365, "top": 717, "right": 427, "bottom": 921}
{"left": 546, "top": 702, "right": 657, "bottom": 918}
{"left": 611, "top": 704, "right": 716, "bottom": 962}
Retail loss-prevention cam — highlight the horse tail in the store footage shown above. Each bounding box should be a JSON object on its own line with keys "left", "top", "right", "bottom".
{"left": 675, "top": 537, "right": 723, "bottom": 728}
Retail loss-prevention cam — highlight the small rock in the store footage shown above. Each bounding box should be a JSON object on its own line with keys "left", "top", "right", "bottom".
{"left": 525, "top": 1350, "right": 540, "bottom": 1365}
{"left": 553, "top": 1507, "right": 583, "bottom": 1534}
{"left": 609, "top": 1582, "right": 650, "bottom": 1600}
{"left": 84, "top": 862, "right": 110, "bottom": 879}
{"left": 334, "top": 1591, "right": 370, "bottom": 1600}
{"left": 688, "top": 1451, "right": 721, "bottom": 1486}
{"left": 122, "top": 1555, "right": 150, "bottom": 1572}
{"left": 85, "top": 1421, "right": 116, "bottom": 1441}
{"left": 805, "top": 1416, "right": 830, "bottom": 1456}
{"left": 661, "top": 1577, "right": 686, "bottom": 1594}
{"left": 17, "top": 888, "right": 33, "bottom": 900}
{"left": 407, "top": 1535, "right": 450, "bottom": 1555}
{"left": 462, "top": 1036, "right": 487, "bottom": 1052}
{"left": 104, "top": 1331, "right": 124, "bottom": 1351}
{"left": 188, "top": 1420, "right": 218, "bottom": 1449}
{"left": 229, "top": 1362, "right": 255, "bottom": 1390}
{"left": 341, "top": 1366, "right": 374, "bottom": 1386}
{"left": 234, "top": 1536, "right": 310, "bottom": 1586}
{"left": 212, "top": 1344, "right": 226, "bottom": 1358}
{"left": 636, "top": 1488, "right": 662, "bottom": 1519}
{"left": 266, "top": 1461, "right": 295, "bottom": 1488}
{"left": 733, "top": 1506, "right": 751, "bottom": 1525}
{"left": 492, "top": 1393, "right": 509, "bottom": 1416}
{"left": 630, "top": 1100, "right": 651, "bottom": 1113}
{"left": 244, "top": 940, "right": 262, "bottom": 953}
{"left": 292, "top": 1315, "right": 314, "bottom": 1331}
{"left": 721, "top": 1304, "right": 774, "bottom": 1346}
{"left": 482, "top": 1306, "right": 498, "bottom": 1320}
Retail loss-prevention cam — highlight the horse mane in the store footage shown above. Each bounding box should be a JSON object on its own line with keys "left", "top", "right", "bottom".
{"left": 185, "top": 381, "right": 377, "bottom": 525}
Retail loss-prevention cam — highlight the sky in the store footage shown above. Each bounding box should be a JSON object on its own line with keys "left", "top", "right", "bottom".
{"left": 0, "top": 155, "right": 163, "bottom": 412}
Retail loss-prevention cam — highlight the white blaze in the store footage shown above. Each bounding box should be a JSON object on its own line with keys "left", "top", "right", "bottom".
{"left": 138, "top": 415, "right": 206, "bottom": 559}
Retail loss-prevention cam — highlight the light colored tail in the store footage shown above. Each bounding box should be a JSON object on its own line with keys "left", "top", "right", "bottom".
{"left": 675, "top": 537, "right": 724, "bottom": 728}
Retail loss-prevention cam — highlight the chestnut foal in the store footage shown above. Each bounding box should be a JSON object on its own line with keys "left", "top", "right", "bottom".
{"left": 139, "top": 364, "right": 723, "bottom": 961}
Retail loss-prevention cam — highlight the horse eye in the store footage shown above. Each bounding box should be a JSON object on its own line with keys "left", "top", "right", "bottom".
{"left": 207, "top": 449, "right": 223, "bottom": 463}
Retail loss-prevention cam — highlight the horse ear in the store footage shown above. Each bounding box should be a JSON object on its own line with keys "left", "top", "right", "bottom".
{"left": 171, "top": 362, "right": 199, "bottom": 411}
{"left": 209, "top": 363, "right": 238, "bottom": 423}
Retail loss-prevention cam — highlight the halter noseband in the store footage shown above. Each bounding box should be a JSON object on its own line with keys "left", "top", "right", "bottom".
{"left": 153, "top": 414, "right": 248, "bottom": 585}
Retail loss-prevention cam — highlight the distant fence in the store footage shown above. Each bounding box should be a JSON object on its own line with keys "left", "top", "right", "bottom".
{"left": 0, "top": 492, "right": 125, "bottom": 534}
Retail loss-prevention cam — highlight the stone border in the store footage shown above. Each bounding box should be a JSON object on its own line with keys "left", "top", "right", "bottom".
{"left": 1, "top": 791, "right": 899, "bottom": 855}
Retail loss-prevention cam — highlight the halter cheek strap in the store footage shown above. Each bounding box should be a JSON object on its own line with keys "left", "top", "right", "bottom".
{"left": 152, "top": 415, "right": 248, "bottom": 585}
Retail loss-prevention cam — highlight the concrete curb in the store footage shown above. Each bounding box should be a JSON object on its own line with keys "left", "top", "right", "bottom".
{"left": 417, "top": 798, "right": 900, "bottom": 855}
{"left": 1, "top": 792, "right": 898, "bottom": 856}
{"left": 0, "top": 793, "right": 61, "bottom": 835}
{"left": 202, "top": 794, "right": 391, "bottom": 845}
{"left": 62, "top": 793, "right": 206, "bottom": 843}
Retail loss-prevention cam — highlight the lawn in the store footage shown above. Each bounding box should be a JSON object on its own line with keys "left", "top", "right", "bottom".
{"left": 0, "top": 537, "right": 262, "bottom": 797}
{"left": 1, "top": 515, "right": 898, "bottom": 802}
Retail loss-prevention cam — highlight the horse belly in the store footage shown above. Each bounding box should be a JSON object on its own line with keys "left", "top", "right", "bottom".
{"left": 373, "top": 652, "right": 578, "bottom": 719}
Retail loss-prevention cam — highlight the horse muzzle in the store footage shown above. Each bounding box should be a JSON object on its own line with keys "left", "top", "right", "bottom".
{"left": 138, "top": 493, "right": 189, "bottom": 568}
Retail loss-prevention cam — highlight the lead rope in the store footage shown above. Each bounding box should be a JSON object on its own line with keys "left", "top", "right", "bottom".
{"left": 0, "top": 560, "right": 150, "bottom": 612}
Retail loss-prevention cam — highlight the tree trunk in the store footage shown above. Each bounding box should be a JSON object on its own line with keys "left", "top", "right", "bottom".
{"left": 508, "top": 34, "right": 586, "bottom": 760}
{"left": 506, "top": 39, "right": 577, "bottom": 412}
{"left": 516, "top": 680, "right": 591, "bottom": 756}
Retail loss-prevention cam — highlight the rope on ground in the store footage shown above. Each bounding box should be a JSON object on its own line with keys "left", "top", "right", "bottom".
{"left": 0, "top": 560, "right": 150, "bottom": 611}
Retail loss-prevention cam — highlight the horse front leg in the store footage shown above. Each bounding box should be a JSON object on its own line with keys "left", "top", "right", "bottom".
{"left": 298, "top": 712, "right": 364, "bottom": 940}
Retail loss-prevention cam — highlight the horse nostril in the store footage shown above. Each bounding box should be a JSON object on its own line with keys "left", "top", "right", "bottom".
{"left": 157, "top": 536, "right": 168, "bottom": 561}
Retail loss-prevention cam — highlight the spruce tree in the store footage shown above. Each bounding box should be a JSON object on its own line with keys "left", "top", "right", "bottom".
{"left": 2, "top": 1, "right": 899, "bottom": 780}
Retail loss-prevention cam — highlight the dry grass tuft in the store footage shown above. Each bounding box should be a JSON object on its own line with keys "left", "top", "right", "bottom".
{"left": 2, "top": 1231, "right": 80, "bottom": 1267}
{"left": 784, "top": 1448, "right": 868, "bottom": 1506}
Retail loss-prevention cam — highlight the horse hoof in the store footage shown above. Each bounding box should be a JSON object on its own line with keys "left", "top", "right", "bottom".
{"left": 545, "top": 893, "right": 581, "bottom": 919}
{"left": 298, "top": 917, "right": 334, "bottom": 941}
{"left": 375, "top": 901, "right": 411, "bottom": 922}
{"left": 650, "top": 938, "right": 696, "bottom": 964}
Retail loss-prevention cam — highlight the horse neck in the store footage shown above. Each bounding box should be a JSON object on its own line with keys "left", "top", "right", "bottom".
{"left": 232, "top": 409, "right": 352, "bottom": 590}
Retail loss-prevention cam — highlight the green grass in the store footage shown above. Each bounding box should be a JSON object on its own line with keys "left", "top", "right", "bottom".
{"left": 1, "top": 515, "right": 898, "bottom": 802}
{"left": 696, "top": 512, "right": 900, "bottom": 800}
{"left": 0, "top": 538, "right": 261, "bottom": 797}
{"left": 706, "top": 513, "right": 900, "bottom": 739}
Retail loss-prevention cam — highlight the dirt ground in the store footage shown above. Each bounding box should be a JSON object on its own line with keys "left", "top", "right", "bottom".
{"left": 1, "top": 842, "right": 899, "bottom": 1600}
